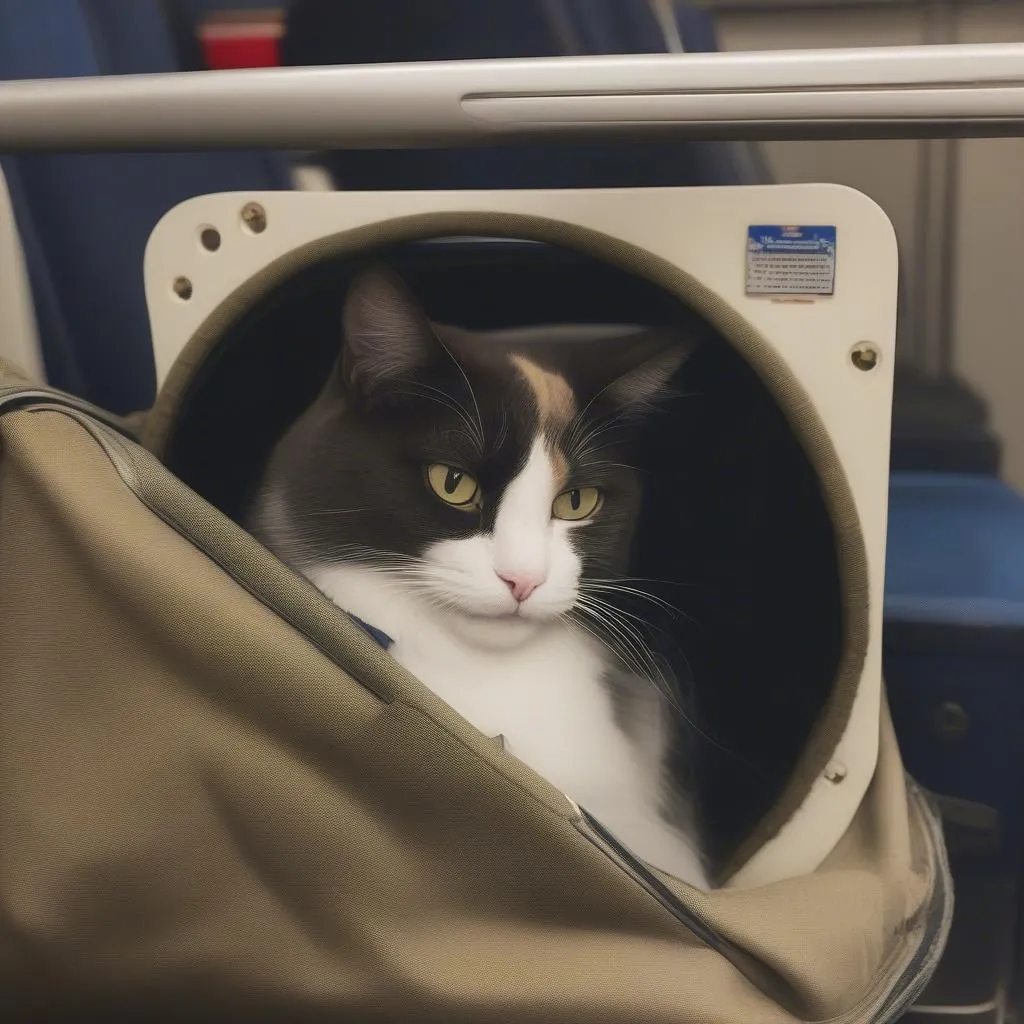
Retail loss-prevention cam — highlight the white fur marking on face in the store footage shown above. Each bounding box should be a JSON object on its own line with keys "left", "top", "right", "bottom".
{"left": 416, "top": 434, "right": 582, "bottom": 629}
{"left": 491, "top": 435, "right": 556, "bottom": 587}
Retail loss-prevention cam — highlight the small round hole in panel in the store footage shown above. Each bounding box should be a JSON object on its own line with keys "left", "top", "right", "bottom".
{"left": 199, "top": 226, "right": 222, "bottom": 252}
{"left": 173, "top": 276, "right": 193, "bottom": 301}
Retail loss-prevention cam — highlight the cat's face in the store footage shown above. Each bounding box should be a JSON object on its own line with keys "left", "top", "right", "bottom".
{"left": 256, "top": 266, "right": 693, "bottom": 648}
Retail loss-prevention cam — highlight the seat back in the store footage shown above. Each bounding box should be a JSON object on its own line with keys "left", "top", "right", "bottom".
{"left": 0, "top": 166, "right": 43, "bottom": 382}
{"left": 0, "top": 0, "right": 292, "bottom": 414}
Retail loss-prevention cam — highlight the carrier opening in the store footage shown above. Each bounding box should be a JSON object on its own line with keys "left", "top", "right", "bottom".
{"left": 150, "top": 234, "right": 849, "bottom": 872}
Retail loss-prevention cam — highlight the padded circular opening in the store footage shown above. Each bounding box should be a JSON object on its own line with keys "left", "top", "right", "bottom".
{"left": 151, "top": 228, "right": 855, "bottom": 871}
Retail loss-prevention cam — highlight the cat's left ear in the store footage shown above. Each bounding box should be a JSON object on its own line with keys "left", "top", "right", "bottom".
{"left": 606, "top": 334, "right": 699, "bottom": 417}
{"left": 340, "top": 264, "right": 440, "bottom": 403}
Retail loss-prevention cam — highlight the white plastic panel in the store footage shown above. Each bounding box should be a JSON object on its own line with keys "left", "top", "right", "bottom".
{"left": 144, "top": 185, "right": 898, "bottom": 888}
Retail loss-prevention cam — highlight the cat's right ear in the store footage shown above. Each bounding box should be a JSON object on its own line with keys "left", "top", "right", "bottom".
{"left": 340, "top": 265, "right": 439, "bottom": 404}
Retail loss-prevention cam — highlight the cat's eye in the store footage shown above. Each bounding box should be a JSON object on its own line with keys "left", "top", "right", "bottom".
{"left": 426, "top": 463, "right": 481, "bottom": 510}
{"left": 552, "top": 487, "right": 602, "bottom": 522}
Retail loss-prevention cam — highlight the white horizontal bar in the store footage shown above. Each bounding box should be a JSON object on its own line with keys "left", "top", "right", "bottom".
{"left": 2, "top": 43, "right": 1024, "bottom": 150}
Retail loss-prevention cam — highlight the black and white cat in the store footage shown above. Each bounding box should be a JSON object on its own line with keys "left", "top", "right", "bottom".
{"left": 249, "top": 265, "right": 708, "bottom": 889}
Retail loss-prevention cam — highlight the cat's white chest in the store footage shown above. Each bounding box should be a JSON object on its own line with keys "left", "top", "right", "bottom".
{"left": 393, "top": 627, "right": 706, "bottom": 887}
{"left": 310, "top": 563, "right": 707, "bottom": 887}
{"left": 392, "top": 626, "right": 628, "bottom": 799}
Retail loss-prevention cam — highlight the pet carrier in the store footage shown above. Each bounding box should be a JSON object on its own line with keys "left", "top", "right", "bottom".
{"left": 0, "top": 174, "right": 951, "bottom": 1022}
{"left": 7, "top": 40, "right": 1023, "bottom": 1023}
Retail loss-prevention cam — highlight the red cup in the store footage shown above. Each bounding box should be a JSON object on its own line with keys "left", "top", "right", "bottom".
{"left": 198, "top": 10, "right": 284, "bottom": 70}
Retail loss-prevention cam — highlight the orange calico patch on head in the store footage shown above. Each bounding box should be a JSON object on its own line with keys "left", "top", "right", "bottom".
{"left": 510, "top": 353, "right": 577, "bottom": 485}
{"left": 510, "top": 354, "right": 576, "bottom": 433}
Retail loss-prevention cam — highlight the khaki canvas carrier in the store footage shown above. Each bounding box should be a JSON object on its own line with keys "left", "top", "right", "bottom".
{"left": 0, "top": 195, "right": 951, "bottom": 1023}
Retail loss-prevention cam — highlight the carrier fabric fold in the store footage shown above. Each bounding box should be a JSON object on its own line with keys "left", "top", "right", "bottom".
{"left": 0, "top": 378, "right": 948, "bottom": 1023}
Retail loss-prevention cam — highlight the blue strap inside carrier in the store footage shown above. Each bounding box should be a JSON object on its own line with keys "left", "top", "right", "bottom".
{"left": 349, "top": 614, "right": 394, "bottom": 651}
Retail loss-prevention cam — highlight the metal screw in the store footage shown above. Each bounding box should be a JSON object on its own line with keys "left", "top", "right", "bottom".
{"left": 824, "top": 761, "right": 848, "bottom": 784}
{"left": 850, "top": 343, "right": 880, "bottom": 372}
{"left": 172, "top": 276, "right": 193, "bottom": 300}
{"left": 240, "top": 202, "right": 267, "bottom": 234}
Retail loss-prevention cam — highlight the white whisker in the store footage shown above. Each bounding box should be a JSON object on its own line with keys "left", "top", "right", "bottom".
{"left": 394, "top": 382, "right": 482, "bottom": 450}
{"left": 429, "top": 328, "right": 485, "bottom": 451}
{"left": 575, "top": 596, "right": 662, "bottom": 680}
{"left": 582, "top": 580, "right": 693, "bottom": 622}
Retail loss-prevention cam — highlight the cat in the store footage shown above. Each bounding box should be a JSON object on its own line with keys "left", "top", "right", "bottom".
{"left": 248, "top": 265, "right": 708, "bottom": 889}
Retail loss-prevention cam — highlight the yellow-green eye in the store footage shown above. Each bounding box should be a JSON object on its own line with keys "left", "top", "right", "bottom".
{"left": 426, "top": 463, "right": 480, "bottom": 509}
{"left": 552, "top": 487, "right": 602, "bottom": 522}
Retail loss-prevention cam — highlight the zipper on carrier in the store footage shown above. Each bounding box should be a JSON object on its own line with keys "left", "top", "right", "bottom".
{"left": 829, "top": 782, "right": 954, "bottom": 1024}
{"left": 566, "top": 797, "right": 806, "bottom": 1017}
{"left": 568, "top": 782, "right": 952, "bottom": 1024}
{"left": 572, "top": 802, "right": 721, "bottom": 949}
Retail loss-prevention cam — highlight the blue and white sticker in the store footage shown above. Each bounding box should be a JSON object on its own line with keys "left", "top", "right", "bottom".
{"left": 746, "top": 225, "right": 836, "bottom": 296}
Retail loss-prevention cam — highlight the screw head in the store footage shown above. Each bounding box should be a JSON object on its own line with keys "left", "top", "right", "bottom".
{"left": 824, "top": 760, "right": 848, "bottom": 784}
{"left": 240, "top": 202, "right": 267, "bottom": 234}
{"left": 851, "top": 343, "right": 880, "bottom": 371}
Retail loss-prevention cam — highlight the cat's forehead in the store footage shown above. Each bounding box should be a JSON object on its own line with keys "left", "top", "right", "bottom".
{"left": 507, "top": 353, "right": 576, "bottom": 435}
{"left": 459, "top": 345, "right": 584, "bottom": 445}
{"left": 445, "top": 321, "right": 670, "bottom": 407}
{"left": 407, "top": 322, "right": 682, "bottom": 477}
{"left": 404, "top": 342, "right": 583, "bottom": 488}
{"left": 443, "top": 329, "right": 589, "bottom": 423}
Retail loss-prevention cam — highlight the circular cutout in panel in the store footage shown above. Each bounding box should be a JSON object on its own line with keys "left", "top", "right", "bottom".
{"left": 158, "top": 237, "right": 844, "bottom": 874}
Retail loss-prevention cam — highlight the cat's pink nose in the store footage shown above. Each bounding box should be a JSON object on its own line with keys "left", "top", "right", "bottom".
{"left": 497, "top": 572, "right": 542, "bottom": 603}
